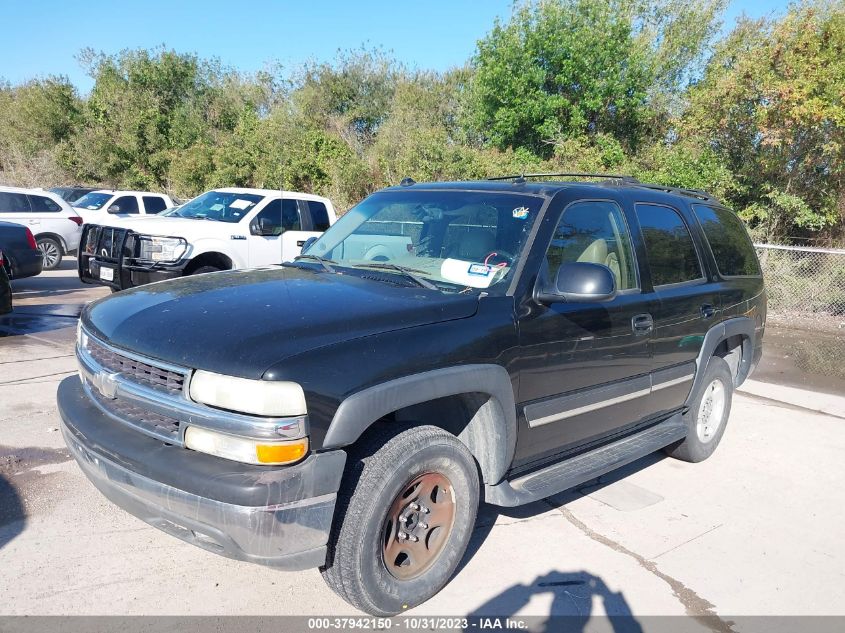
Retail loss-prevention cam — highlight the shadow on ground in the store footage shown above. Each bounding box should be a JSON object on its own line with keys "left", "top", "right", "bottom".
{"left": 0, "top": 473, "right": 25, "bottom": 550}
{"left": 454, "top": 453, "right": 666, "bottom": 627}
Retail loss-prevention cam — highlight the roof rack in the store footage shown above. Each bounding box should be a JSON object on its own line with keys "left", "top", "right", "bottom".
{"left": 631, "top": 183, "right": 718, "bottom": 202}
{"left": 488, "top": 172, "right": 640, "bottom": 184}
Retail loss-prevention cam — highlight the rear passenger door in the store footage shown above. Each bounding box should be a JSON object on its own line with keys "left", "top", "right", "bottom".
{"left": 142, "top": 195, "right": 168, "bottom": 215}
{"left": 634, "top": 203, "right": 719, "bottom": 416}
{"left": 280, "top": 199, "right": 318, "bottom": 262}
{"left": 514, "top": 199, "right": 654, "bottom": 468}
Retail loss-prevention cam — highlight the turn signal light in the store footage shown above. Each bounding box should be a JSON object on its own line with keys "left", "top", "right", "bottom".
{"left": 256, "top": 440, "right": 309, "bottom": 464}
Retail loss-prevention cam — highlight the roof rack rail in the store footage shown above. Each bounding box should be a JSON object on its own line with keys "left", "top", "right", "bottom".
{"left": 632, "top": 183, "right": 718, "bottom": 202}
{"left": 488, "top": 172, "right": 639, "bottom": 183}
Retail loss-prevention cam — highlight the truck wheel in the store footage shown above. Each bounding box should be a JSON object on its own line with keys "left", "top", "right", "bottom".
{"left": 36, "top": 237, "right": 62, "bottom": 270}
{"left": 190, "top": 266, "right": 220, "bottom": 275}
{"left": 321, "top": 425, "right": 479, "bottom": 615}
{"left": 664, "top": 356, "right": 733, "bottom": 463}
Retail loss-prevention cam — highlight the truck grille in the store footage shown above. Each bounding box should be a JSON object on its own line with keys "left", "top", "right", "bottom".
{"left": 84, "top": 335, "right": 186, "bottom": 396}
{"left": 89, "top": 388, "right": 181, "bottom": 440}
{"left": 86, "top": 226, "right": 133, "bottom": 262}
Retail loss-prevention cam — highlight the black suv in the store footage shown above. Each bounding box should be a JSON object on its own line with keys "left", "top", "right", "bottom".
{"left": 58, "top": 176, "right": 765, "bottom": 615}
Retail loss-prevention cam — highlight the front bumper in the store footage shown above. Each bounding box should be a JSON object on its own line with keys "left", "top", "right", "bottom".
{"left": 58, "top": 376, "right": 346, "bottom": 570}
{"left": 77, "top": 224, "right": 188, "bottom": 290}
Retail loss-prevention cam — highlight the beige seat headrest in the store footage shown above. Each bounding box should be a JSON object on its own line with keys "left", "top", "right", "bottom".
{"left": 577, "top": 239, "right": 608, "bottom": 265}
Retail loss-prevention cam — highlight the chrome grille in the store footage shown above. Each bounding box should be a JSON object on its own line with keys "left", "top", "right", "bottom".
{"left": 84, "top": 335, "right": 186, "bottom": 395}
{"left": 89, "top": 388, "right": 180, "bottom": 440}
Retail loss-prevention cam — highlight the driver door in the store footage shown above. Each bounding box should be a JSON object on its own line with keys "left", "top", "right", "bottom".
{"left": 248, "top": 199, "right": 283, "bottom": 266}
{"left": 514, "top": 199, "right": 655, "bottom": 469}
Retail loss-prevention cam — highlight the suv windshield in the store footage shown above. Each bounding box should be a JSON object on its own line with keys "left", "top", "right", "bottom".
{"left": 302, "top": 189, "right": 545, "bottom": 293}
{"left": 171, "top": 191, "right": 264, "bottom": 223}
{"left": 74, "top": 192, "right": 113, "bottom": 210}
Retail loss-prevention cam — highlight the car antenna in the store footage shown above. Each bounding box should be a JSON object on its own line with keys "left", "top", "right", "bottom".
{"left": 399, "top": 177, "right": 416, "bottom": 187}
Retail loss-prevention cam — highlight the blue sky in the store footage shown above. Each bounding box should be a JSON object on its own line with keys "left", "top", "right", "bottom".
{"left": 1, "top": 0, "right": 788, "bottom": 93}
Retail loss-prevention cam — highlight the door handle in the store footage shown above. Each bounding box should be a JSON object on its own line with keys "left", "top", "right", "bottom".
{"left": 632, "top": 313, "right": 653, "bottom": 335}
{"left": 296, "top": 240, "right": 306, "bottom": 247}
{"left": 700, "top": 304, "right": 716, "bottom": 319}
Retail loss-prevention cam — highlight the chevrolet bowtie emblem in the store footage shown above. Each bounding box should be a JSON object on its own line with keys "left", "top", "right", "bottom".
{"left": 92, "top": 371, "right": 120, "bottom": 399}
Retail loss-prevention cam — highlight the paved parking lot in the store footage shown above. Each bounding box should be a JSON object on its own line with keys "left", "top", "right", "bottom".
{"left": 1, "top": 262, "right": 844, "bottom": 622}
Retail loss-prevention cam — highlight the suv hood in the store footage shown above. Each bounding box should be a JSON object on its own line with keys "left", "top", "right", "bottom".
{"left": 82, "top": 266, "right": 479, "bottom": 379}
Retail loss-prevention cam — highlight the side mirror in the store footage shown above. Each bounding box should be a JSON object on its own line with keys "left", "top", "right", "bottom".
{"left": 107, "top": 205, "right": 120, "bottom": 214}
{"left": 301, "top": 236, "right": 318, "bottom": 252}
{"left": 535, "top": 262, "right": 617, "bottom": 304}
{"left": 252, "top": 217, "right": 280, "bottom": 236}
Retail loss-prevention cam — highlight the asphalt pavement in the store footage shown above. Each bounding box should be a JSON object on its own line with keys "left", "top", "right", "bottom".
{"left": 1, "top": 260, "right": 843, "bottom": 625}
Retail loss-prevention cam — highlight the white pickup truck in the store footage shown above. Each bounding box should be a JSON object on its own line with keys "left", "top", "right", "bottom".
{"left": 78, "top": 187, "right": 337, "bottom": 290}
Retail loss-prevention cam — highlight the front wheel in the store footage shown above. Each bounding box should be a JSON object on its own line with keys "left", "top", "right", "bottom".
{"left": 664, "top": 355, "right": 733, "bottom": 463}
{"left": 321, "top": 425, "right": 479, "bottom": 615}
{"left": 36, "top": 237, "right": 62, "bottom": 270}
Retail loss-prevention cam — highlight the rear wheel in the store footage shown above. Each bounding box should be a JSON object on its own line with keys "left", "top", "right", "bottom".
{"left": 321, "top": 425, "right": 479, "bottom": 615}
{"left": 664, "top": 355, "right": 733, "bottom": 463}
{"left": 36, "top": 237, "right": 62, "bottom": 270}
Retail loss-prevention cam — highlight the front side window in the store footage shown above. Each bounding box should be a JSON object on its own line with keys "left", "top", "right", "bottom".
{"left": 142, "top": 196, "right": 168, "bottom": 214}
{"left": 545, "top": 200, "right": 637, "bottom": 290}
{"left": 75, "top": 192, "right": 113, "bottom": 210}
{"left": 693, "top": 205, "right": 760, "bottom": 277}
{"left": 303, "top": 190, "right": 545, "bottom": 293}
{"left": 111, "top": 195, "right": 139, "bottom": 214}
{"left": 0, "top": 192, "right": 31, "bottom": 213}
{"left": 636, "top": 203, "right": 702, "bottom": 286}
{"left": 250, "top": 199, "right": 282, "bottom": 235}
{"left": 171, "top": 191, "right": 264, "bottom": 223}
{"left": 28, "top": 195, "right": 62, "bottom": 213}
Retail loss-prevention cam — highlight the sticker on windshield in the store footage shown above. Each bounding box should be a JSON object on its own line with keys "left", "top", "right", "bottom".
{"left": 512, "top": 206, "right": 530, "bottom": 220}
{"left": 467, "top": 263, "right": 493, "bottom": 276}
{"left": 229, "top": 199, "right": 255, "bottom": 210}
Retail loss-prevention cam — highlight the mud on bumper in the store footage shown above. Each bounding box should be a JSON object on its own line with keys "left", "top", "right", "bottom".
{"left": 58, "top": 376, "right": 345, "bottom": 570}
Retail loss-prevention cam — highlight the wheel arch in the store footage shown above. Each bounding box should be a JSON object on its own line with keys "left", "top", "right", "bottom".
{"left": 322, "top": 364, "right": 517, "bottom": 485}
{"left": 33, "top": 232, "right": 67, "bottom": 254}
{"left": 184, "top": 251, "right": 233, "bottom": 274}
{"left": 686, "top": 316, "right": 755, "bottom": 407}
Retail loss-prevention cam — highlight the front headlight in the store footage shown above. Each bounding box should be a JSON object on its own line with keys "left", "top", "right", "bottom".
{"left": 184, "top": 426, "right": 309, "bottom": 465}
{"left": 137, "top": 235, "right": 187, "bottom": 263}
{"left": 189, "top": 369, "right": 307, "bottom": 417}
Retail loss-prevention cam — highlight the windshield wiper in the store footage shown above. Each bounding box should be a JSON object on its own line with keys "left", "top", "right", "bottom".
{"left": 294, "top": 254, "right": 337, "bottom": 273}
{"left": 352, "top": 263, "right": 438, "bottom": 290}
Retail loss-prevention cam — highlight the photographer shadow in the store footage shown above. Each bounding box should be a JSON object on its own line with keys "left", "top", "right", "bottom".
{"left": 469, "top": 569, "right": 643, "bottom": 633}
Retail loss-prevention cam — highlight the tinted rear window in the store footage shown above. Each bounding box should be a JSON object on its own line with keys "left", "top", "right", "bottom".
{"left": 636, "top": 203, "right": 703, "bottom": 286}
{"left": 308, "top": 201, "right": 331, "bottom": 231}
{"left": 693, "top": 205, "right": 760, "bottom": 277}
{"left": 28, "top": 195, "right": 62, "bottom": 212}
{"left": 143, "top": 196, "right": 168, "bottom": 214}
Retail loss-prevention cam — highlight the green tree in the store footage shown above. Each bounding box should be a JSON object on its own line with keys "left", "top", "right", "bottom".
{"left": 683, "top": 2, "right": 845, "bottom": 240}
{"left": 466, "top": 0, "right": 724, "bottom": 156}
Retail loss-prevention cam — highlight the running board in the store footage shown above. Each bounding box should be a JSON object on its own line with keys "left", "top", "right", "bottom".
{"left": 485, "top": 414, "right": 687, "bottom": 507}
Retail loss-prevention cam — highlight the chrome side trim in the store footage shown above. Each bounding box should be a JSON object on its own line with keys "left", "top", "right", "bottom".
{"left": 76, "top": 341, "right": 308, "bottom": 444}
{"left": 651, "top": 374, "right": 694, "bottom": 391}
{"left": 528, "top": 388, "right": 651, "bottom": 428}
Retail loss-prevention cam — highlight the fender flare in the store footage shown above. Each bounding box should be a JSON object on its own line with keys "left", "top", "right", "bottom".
{"left": 687, "top": 316, "right": 756, "bottom": 406}
{"left": 33, "top": 232, "right": 68, "bottom": 254}
{"left": 322, "top": 364, "right": 517, "bottom": 484}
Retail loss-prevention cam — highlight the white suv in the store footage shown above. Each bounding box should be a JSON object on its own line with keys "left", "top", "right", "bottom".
{"left": 0, "top": 185, "right": 84, "bottom": 270}
{"left": 79, "top": 188, "right": 337, "bottom": 290}
{"left": 73, "top": 190, "right": 175, "bottom": 224}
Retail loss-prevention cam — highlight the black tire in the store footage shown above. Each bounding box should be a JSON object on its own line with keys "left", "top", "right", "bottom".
{"left": 36, "top": 237, "right": 63, "bottom": 270}
{"left": 664, "top": 356, "right": 733, "bottom": 463}
{"left": 321, "top": 425, "right": 479, "bottom": 615}
{"left": 189, "top": 266, "right": 220, "bottom": 275}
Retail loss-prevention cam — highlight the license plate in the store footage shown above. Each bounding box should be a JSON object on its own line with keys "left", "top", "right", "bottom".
{"left": 99, "top": 266, "right": 115, "bottom": 282}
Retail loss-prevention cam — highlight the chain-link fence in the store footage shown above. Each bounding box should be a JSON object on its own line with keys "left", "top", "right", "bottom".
{"left": 756, "top": 243, "right": 845, "bottom": 321}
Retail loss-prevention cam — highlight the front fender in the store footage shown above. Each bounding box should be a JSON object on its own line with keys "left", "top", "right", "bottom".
{"left": 323, "top": 364, "right": 517, "bottom": 485}
{"left": 186, "top": 238, "right": 247, "bottom": 268}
